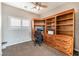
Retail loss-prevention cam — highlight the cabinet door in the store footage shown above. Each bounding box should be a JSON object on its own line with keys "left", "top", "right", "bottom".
{"left": 55, "top": 35, "right": 73, "bottom": 55}
{"left": 45, "top": 35, "right": 56, "bottom": 47}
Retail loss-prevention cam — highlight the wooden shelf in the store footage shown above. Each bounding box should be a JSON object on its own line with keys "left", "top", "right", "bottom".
{"left": 32, "top": 18, "right": 46, "bottom": 42}
{"left": 56, "top": 10, "right": 74, "bottom": 55}
{"left": 34, "top": 24, "right": 45, "bottom": 26}
{"left": 46, "top": 17, "right": 56, "bottom": 35}
{"left": 46, "top": 21, "right": 55, "bottom": 23}
{"left": 57, "top": 17, "right": 73, "bottom": 21}
{"left": 57, "top": 30, "right": 73, "bottom": 32}
{"left": 57, "top": 23, "right": 73, "bottom": 26}
{"left": 46, "top": 25, "right": 55, "bottom": 27}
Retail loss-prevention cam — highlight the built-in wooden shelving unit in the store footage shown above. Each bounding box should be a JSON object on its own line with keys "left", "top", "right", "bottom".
{"left": 32, "top": 18, "right": 45, "bottom": 41}
{"left": 32, "top": 9, "right": 75, "bottom": 56}
{"left": 56, "top": 10, "right": 74, "bottom": 37}
{"left": 46, "top": 17, "right": 56, "bottom": 35}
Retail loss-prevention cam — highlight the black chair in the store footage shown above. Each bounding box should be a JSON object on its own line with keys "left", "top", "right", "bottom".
{"left": 34, "top": 29, "right": 43, "bottom": 46}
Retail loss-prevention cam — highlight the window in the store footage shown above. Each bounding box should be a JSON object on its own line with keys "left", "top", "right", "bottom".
{"left": 10, "top": 17, "right": 21, "bottom": 26}
{"left": 9, "top": 16, "right": 30, "bottom": 29}
{"left": 22, "top": 20, "right": 30, "bottom": 26}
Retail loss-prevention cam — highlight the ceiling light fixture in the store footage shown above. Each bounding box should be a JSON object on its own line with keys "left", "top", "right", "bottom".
{"left": 31, "top": 2, "right": 47, "bottom": 11}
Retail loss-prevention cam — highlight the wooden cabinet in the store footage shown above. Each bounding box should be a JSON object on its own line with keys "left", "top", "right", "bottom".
{"left": 56, "top": 9, "right": 74, "bottom": 37}
{"left": 32, "top": 9, "right": 74, "bottom": 56}
{"left": 45, "top": 35, "right": 73, "bottom": 56}
{"left": 45, "top": 34, "right": 56, "bottom": 47}
{"left": 44, "top": 9, "right": 74, "bottom": 56}
{"left": 32, "top": 18, "right": 45, "bottom": 41}
{"left": 46, "top": 17, "right": 56, "bottom": 35}
{"left": 55, "top": 35, "right": 73, "bottom": 55}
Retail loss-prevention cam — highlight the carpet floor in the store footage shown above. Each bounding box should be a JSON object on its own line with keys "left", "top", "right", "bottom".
{"left": 2, "top": 41, "right": 66, "bottom": 56}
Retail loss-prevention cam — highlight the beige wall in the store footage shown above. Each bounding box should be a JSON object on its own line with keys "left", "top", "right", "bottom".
{"left": 40, "top": 2, "right": 79, "bottom": 51}
{"left": 2, "top": 3, "right": 39, "bottom": 48}
{"left": 40, "top": 2, "right": 79, "bottom": 17}
{"left": 0, "top": 2, "right": 2, "bottom": 56}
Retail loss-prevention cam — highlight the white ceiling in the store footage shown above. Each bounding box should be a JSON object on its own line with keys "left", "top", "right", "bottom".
{"left": 3, "top": 2, "right": 65, "bottom": 15}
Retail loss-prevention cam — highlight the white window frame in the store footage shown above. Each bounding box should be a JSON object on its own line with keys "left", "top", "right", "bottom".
{"left": 8, "top": 16, "right": 30, "bottom": 30}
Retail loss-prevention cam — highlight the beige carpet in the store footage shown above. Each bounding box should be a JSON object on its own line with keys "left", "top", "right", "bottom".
{"left": 2, "top": 41, "right": 66, "bottom": 56}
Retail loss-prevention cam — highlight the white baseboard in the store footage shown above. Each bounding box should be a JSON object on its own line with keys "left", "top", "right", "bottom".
{"left": 3, "top": 39, "right": 32, "bottom": 49}
{"left": 75, "top": 49, "right": 79, "bottom": 52}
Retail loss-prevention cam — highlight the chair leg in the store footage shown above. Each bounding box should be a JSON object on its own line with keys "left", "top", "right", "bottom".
{"left": 39, "top": 44, "right": 41, "bottom": 46}
{"left": 34, "top": 43, "right": 36, "bottom": 46}
{"left": 34, "top": 41, "right": 36, "bottom": 46}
